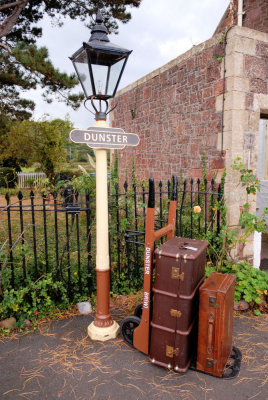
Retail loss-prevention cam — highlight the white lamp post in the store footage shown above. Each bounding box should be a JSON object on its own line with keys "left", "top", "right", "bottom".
{"left": 70, "top": 10, "right": 132, "bottom": 341}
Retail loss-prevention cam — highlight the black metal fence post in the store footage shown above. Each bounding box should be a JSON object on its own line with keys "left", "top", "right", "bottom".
{"left": 18, "top": 191, "right": 26, "bottom": 280}
{"left": 5, "top": 193, "right": 14, "bottom": 287}
{"left": 197, "top": 178, "right": 201, "bottom": 234}
{"left": 75, "top": 191, "right": 82, "bottom": 295}
{"left": 133, "top": 183, "right": 139, "bottom": 277}
{"left": 42, "top": 194, "right": 49, "bottom": 273}
{"left": 204, "top": 178, "right": 208, "bottom": 233}
{"left": 179, "top": 180, "right": 187, "bottom": 236}
{"left": 217, "top": 183, "right": 222, "bottom": 234}
{"left": 210, "top": 178, "right": 215, "bottom": 231}
{"left": 86, "top": 190, "right": 93, "bottom": 295}
{"left": 53, "top": 191, "right": 60, "bottom": 280}
{"left": 115, "top": 182, "right": 121, "bottom": 280}
{"left": 159, "top": 181, "right": 163, "bottom": 243}
{"left": 190, "top": 178, "right": 194, "bottom": 238}
{"left": 65, "top": 207, "right": 71, "bottom": 299}
{"left": 30, "top": 190, "right": 38, "bottom": 280}
{"left": 142, "top": 183, "right": 146, "bottom": 232}
{"left": 124, "top": 181, "right": 131, "bottom": 285}
{"left": 167, "top": 180, "right": 171, "bottom": 200}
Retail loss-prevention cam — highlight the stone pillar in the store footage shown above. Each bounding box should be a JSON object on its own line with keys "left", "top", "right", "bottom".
{"left": 217, "top": 26, "right": 268, "bottom": 261}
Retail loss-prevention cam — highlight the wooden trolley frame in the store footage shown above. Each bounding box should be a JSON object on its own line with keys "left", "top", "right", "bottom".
{"left": 125, "top": 177, "right": 178, "bottom": 355}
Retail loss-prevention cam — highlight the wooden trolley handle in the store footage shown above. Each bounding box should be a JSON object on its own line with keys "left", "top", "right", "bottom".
{"left": 133, "top": 177, "right": 177, "bottom": 355}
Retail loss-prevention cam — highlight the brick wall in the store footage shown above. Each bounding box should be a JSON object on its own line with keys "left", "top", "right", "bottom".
{"left": 214, "top": 0, "right": 268, "bottom": 35}
{"left": 111, "top": 1, "right": 267, "bottom": 185}
{"left": 110, "top": 35, "right": 224, "bottom": 183}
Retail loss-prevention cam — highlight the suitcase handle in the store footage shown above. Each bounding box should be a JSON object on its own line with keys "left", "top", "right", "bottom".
{"left": 207, "top": 313, "right": 214, "bottom": 355}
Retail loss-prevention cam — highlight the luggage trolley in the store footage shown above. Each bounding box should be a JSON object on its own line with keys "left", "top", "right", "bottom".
{"left": 120, "top": 177, "right": 178, "bottom": 354}
{"left": 120, "top": 177, "right": 241, "bottom": 379}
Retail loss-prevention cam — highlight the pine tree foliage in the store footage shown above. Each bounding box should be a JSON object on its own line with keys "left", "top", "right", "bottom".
{"left": 0, "top": 1, "right": 142, "bottom": 119}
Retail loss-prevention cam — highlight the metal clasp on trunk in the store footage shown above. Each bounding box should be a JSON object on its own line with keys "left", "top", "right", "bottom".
{"left": 206, "top": 358, "right": 217, "bottom": 368}
{"left": 166, "top": 345, "right": 179, "bottom": 358}
{"left": 170, "top": 309, "right": 182, "bottom": 318}
{"left": 209, "top": 296, "right": 219, "bottom": 309}
{"left": 171, "top": 267, "right": 184, "bottom": 281}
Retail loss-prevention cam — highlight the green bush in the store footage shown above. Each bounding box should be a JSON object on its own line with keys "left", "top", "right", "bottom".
{"left": 0, "top": 274, "right": 69, "bottom": 328}
{"left": 77, "top": 153, "right": 88, "bottom": 162}
{"left": 0, "top": 167, "right": 17, "bottom": 188}
{"left": 55, "top": 169, "right": 83, "bottom": 183}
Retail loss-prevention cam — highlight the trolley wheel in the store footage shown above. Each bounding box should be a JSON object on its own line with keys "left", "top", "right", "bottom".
{"left": 134, "top": 303, "right": 143, "bottom": 319}
{"left": 120, "top": 316, "right": 141, "bottom": 347}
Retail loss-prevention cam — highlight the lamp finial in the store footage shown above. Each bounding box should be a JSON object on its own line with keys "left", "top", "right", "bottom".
{"left": 89, "top": 10, "right": 109, "bottom": 42}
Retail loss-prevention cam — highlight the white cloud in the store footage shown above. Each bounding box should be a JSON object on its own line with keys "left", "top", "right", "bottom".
{"left": 158, "top": 36, "right": 199, "bottom": 59}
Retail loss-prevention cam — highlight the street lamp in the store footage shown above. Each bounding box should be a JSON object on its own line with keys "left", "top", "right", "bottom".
{"left": 70, "top": 11, "right": 132, "bottom": 341}
{"left": 70, "top": 10, "right": 132, "bottom": 119}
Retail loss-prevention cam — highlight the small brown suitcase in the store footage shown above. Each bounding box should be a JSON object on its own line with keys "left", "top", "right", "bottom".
{"left": 149, "top": 237, "right": 208, "bottom": 372}
{"left": 196, "top": 272, "right": 236, "bottom": 377}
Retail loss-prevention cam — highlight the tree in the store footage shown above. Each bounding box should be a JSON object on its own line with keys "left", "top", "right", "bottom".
{"left": 1, "top": 117, "right": 74, "bottom": 179}
{"left": 0, "top": 113, "right": 23, "bottom": 171}
{"left": 0, "top": 1, "right": 142, "bottom": 119}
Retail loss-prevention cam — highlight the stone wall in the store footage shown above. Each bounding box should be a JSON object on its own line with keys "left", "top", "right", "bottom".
{"left": 110, "top": 34, "right": 224, "bottom": 183}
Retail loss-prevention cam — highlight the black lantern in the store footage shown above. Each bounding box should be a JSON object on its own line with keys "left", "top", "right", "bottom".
{"left": 70, "top": 10, "right": 132, "bottom": 102}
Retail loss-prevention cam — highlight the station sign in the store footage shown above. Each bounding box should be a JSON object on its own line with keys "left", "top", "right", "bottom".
{"left": 70, "top": 126, "right": 139, "bottom": 150}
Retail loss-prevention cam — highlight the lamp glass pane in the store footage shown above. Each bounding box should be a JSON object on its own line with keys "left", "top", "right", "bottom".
{"left": 73, "top": 49, "right": 93, "bottom": 97}
{"left": 91, "top": 63, "right": 109, "bottom": 96}
{"left": 107, "top": 58, "right": 125, "bottom": 95}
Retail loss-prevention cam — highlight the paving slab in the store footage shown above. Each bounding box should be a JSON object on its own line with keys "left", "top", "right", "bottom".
{"left": 0, "top": 312, "right": 267, "bottom": 400}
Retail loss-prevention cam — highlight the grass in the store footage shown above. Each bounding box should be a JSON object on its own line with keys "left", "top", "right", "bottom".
{"left": 0, "top": 188, "right": 30, "bottom": 197}
{"left": 21, "top": 167, "right": 39, "bottom": 173}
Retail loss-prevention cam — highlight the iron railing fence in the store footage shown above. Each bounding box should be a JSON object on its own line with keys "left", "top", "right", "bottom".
{"left": 0, "top": 177, "right": 223, "bottom": 297}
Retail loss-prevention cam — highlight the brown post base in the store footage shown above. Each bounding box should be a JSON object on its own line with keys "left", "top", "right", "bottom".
{"left": 94, "top": 269, "right": 113, "bottom": 327}
{"left": 87, "top": 269, "right": 119, "bottom": 341}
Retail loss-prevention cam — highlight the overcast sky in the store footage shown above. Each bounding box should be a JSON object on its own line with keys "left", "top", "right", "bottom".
{"left": 28, "top": 0, "right": 230, "bottom": 128}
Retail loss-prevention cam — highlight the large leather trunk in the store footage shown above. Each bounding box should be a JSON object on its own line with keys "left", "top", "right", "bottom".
{"left": 196, "top": 272, "right": 236, "bottom": 377}
{"left": 149, "top": 237, "right": 208, "bottom": 372}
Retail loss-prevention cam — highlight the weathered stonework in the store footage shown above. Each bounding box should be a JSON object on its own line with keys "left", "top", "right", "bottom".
{"left": 223, "top": 26, "right": 268, "bottom": 259}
